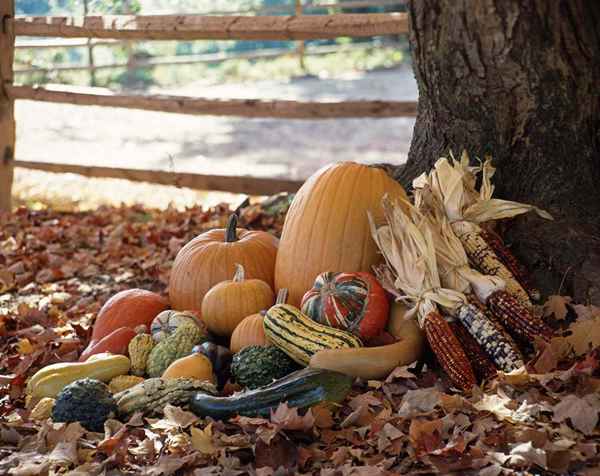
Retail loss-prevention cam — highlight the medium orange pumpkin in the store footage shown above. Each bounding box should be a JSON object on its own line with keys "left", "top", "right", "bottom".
{"left": 88, "top": 289, "right": 169, "bottom": 346}
{"left": 201, "top": 264, "right": 275, "bottom": 336}
{"left": 274, "top": 162, "right": 408, "bottom": 306}
{"left": 230, "top": 312, "right": 269, "bottom": 353}
{"left": 169, "top": 214, "right": 279, "bottom": 311}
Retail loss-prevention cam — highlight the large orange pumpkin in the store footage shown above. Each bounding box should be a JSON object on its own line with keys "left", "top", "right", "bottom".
{"left": 275, "top": 162, "right": 408, "bottom": 306}
{"left": 84, "top": 289, "right": 169, "bottom": 356}
{"left": 169, "top": 214, "right": 278, "bottom": 310}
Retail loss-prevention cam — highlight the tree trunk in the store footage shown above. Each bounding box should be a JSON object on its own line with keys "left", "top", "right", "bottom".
{"left": 399, "top": 0, "right": 600, "bottom": 303}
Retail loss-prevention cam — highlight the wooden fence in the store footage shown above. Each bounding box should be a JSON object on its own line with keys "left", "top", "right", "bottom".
{"left": 0, "top": 1, "right": 413, "bottom": 212}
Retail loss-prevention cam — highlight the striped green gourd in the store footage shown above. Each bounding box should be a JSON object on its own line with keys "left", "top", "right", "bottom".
{"left": 263, "top": 304, "right": 362, "bottom": 365}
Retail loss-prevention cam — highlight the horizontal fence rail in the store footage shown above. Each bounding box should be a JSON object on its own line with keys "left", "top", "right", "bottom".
{"left": 12, "top": 13, "right": 408, "bottom": 41}
{"left": 8, "top": 85, "right": 418, "bottom": 118}
{"left": 14, "top": 161, "right": 304, "bottom": 195}
{"left": 14, "top": 41, "right": 402, "bottom": 75}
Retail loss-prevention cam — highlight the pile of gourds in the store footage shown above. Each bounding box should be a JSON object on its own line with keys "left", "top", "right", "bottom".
{"left": 26, "top": 161, "right": 486, "bottom": 429}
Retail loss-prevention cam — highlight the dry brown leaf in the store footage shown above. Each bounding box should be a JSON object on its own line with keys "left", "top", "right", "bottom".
{"left": 552, "top": 394, "right": 600, "bottom": 435}
{"left": 474, "top": 393, "right": 534, "bottom": 423}
{"left": 566, "top": 316, "right": 600, "bottom": 356}
{"left": 311, "top": 403, "right": 335, "bottom": 429}
{"left": 163, "top": 404, "right": 199, "bottom": 429}
{"left": 397, "top": 388, "right": 441, "bottom": 417}
{"left": 543, "top": 295, "right": 571, "bottom": 320}
{"left": 191, "top": 424, "right": 216, "bottom": 454}
{"left": 409, "top": 418, "right": 443, "bottom": 457}
{"left": 0, "top": 267, "right": 16, "bottom": 293}
{"left": 509, "top": 441, "right": 547, "bottom": 468}
{"left": 270, "top": 403, "right": 315, "bottom": 432}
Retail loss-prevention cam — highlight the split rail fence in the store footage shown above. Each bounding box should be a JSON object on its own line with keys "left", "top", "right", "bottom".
{"left": 0, "top": 1, "right": 414, "bottom": 212}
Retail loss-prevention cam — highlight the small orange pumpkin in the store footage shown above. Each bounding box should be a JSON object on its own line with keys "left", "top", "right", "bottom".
{"left": 202, "top": 264, "right": 275, "bottom": 336}
{"left": 230, "top": 312, "right": 269, "bottom": 353}
{"left": 161, "top": 353, "right": 215, "bottom": 383}
{"left": 169, "top": 214, "right": 278, "bottom": 311}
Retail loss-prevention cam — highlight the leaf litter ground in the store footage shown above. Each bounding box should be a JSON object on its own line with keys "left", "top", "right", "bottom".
{"left": 1, "top": 200, "right": 600, "bottom": 475}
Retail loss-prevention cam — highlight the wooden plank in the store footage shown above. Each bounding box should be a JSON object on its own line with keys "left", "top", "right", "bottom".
{"left": 15, "top": 38, "right": 121, "bottom": 49}
{"left": 12, "top": 13, "right": 408, "bottom": 40}
{"left": 9, "top": 83, "right": 417, "bottom": 118}
{"left": 14, "top": 161, "right": 303, "bottom": 196}
{"left": 0, "top": 1, "right": 16, "bottom": 213}
{"left": 7, "top": 84, "right": 417, "bottom": 118}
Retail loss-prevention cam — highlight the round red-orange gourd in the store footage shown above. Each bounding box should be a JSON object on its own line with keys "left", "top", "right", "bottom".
{"left": 90, "top": 289, "right": 169, "bottom": 343}
{"left": 274, "top": 162, "right": 408, "bottom": 306}
{"left": 169, "top": 214, "right": 278, "bottom": 311}
{"left": 300, "top": 271, "right": 390, "bottom": 339}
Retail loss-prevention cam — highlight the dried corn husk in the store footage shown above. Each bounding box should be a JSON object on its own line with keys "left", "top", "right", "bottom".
{"left": 413, "top": 154, "right": 553, "bottom": 225}
{"left": 368, "top": 196, "right": 465, "bottom": 327}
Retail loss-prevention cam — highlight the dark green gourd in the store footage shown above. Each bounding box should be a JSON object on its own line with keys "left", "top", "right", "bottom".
{"left": 190, "top": 367, "right": 353, "bottom": 420}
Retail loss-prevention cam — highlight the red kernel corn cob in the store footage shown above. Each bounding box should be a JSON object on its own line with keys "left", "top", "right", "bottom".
{"left": 424, "top": 311, "right": 476, "bottom": 392}
{"left": 450, "top": 321, "right": 497, "bottom": 382}
{"left": 453, "top": 224, "right": 532, "bottom": 309}
{"left": 487, "top": 290, "right": 553, "bottom": 343}
{"left": 480, "top": 229, "right": 541, "bottom": 301}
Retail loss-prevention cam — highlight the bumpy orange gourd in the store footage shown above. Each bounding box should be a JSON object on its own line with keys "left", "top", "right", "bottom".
{"left": 169, "top": 214, "right": 278, "bottom": 311}
{"left": 84, "top": 289, "right": 169, "bottom": 357}
{"left": 161, "top": 353, "right": 215, "bottom": 383}
{"left": 202, "top": 264, "right": 275, "bottom": 336}
{"left": 230, "top": 312, "right": 269, "bottom": 353}
{"left": 274, "top": 162, "right": 409, "bottom": 306}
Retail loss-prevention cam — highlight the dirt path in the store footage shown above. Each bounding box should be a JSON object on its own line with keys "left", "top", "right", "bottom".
{"left": 14, "top": 67, "right": 417, "bottom": 209}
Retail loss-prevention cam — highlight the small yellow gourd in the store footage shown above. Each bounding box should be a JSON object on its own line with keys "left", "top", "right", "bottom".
{"left": 26, "top": 353, "right": 131, "bottom": 398}
{"left": 202, "top": 264, "right": 275, "bottom": 336}
{"left": 129, "top": 333, "right": 156, "bottom": 376}
{"left": 108, "top": 375, "right": 145, "bottom": 393}
{"left": 161, "top": 353, "right": 215, "bottom": 383}
{"left": 30, "top": 397, "right": 55, "bottom": 421}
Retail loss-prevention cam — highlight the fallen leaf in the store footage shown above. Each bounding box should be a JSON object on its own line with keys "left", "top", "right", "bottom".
{"left": 552, "top": 394, "right": 600, "bottom": 435}
{"left": 191, "top": 424, "right": 216, "bottom": 454}
{"left": 397, "top": 388, "right": 441, "bottom": 417}
{"left": 312, "top": 403, "right": 335, "bottom": 429}
{"left": 474, "top": 392, "right": 534, "bottom": 423}
{"left": 509, "top": 441, "right": 547, "bottom": 468}
{"left": 270, "top": 403, "right": 315, "bottom": 432}
{"left": 164, "top": 404, "right": 198, "bottom": 428}
{"left": 567, "top": 316, "right": 600, "bottom": 355}
{"left": 543, "top": 295, "right": 571, "bottom": 320}
{"left": 16, "top": 338, "right": 34, "bottom": 355}
{"left": 254, "top": 434, "right": 298, "bottom": 470}
{"left": 409, "top": 418, "right": 443, "bottom": 457}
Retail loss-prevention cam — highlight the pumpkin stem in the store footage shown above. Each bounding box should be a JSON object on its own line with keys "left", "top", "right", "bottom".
{"left": 233, "top": 264, "right": 245, "bottom": 282}
{"left": 276, "top": 288, "right": 288, "bottom": 304}
{"left": 225, "top": 214, "right": 239, "bottom": 243}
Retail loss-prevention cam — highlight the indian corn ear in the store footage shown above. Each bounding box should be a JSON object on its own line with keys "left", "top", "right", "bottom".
{"left": 449, "top": 321, "right": 497, "bottom": 382}
{"left": 453, "top": 223, "right": 532, "bottom": 308}
{"left": 487, "top": 290, "right": 553, "bottom": 343}
{"left": 456, "top": 303, "right": 524, "bottom": 372}
{"left": 424, "top": 311, "right": 476, "bottom": 392}
{"left": 480, "top": 229, "right": 541, "bottom": 301}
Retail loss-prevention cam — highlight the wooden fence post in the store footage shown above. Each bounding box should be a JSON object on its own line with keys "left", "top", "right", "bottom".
{"left": 295, "top": 0, "right": 306, "bottom": 72}
{"left": 83, "top": 0, "right": 97, "bottom": 86}
{"left": 0, "top": 0, "right": 15, "bottom": 213}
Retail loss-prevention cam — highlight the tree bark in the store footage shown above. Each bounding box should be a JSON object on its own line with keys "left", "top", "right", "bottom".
{"left": 399, "top": 0, "right": 600, "bottom": 303}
